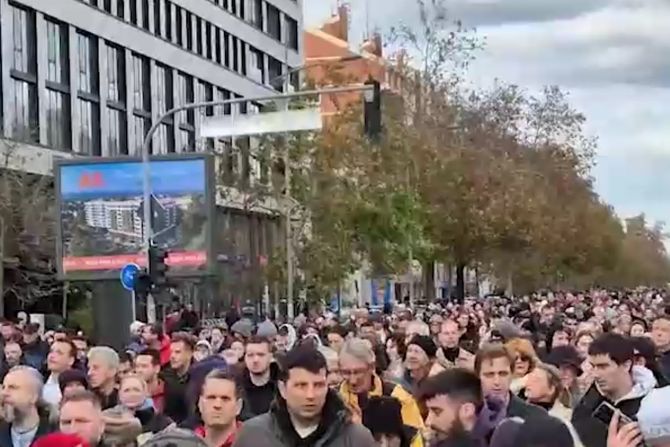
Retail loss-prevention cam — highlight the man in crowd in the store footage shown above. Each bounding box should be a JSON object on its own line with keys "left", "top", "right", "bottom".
{"left": 338, "top": 338, "right": 424, "bottom": 447}
{"left": 195, "top": 369, "right": 243, "bottom": 447}
{"left": 0, "top": 366, "right": 52, "bottom": 446}
{"left": 42, "top": 338, "right": 77, "bottom": 407}
{"left": 142, "top": 323, "right": 171, "bottom": 366}
{"left": 1, "top": 340, "right": 24, "bottom": 380}
{"left": 71, "top": 336, "right": 90, "bottom": 367}
{"left": 404, "top": 335, "right": 443, "bottom": 392}
{"left": 134, "top": 348, "right": 165, "bottom": 413}
{"left": 239, "top": 336, "right": 279, "bottom": 421}
{"left": 572, "top": 333, "right": 656, "bottom": 447}
{"left": 325, "top": 326, "right": 346, "bottom": 354}
{"left": 436, "top": 320, "right": 474, "bottom": 370}
{"left": 161, "top": 332, "right": 195, "bottom": 424}
{"left": 419, "top": 368, "right": 484, "bottom": 447}
{"left": 475, "top": 343, "right": 545, "bottom": 419}
{"left": 22, "top": 323, "right": 48, "bottom": 371}
{"left": 58, "top": 390, "right": 106, "bottom": 446}
{"left": 87, "top": 346, "right": 120, "bottom": 410}
{"left": 234, "top": 345, "right": 377, "bottom": 446}
{"left": 652, "top": 315, "right": 670, "bottom": 380}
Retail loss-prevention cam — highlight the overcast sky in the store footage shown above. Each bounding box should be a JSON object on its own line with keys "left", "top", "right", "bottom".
{"left": 303, "top": 0, "right": 670, "bottom": 227}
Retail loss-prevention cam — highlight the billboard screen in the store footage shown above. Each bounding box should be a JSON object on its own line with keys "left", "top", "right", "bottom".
{"left": 56, "top": 155, "right": 214, "bottom": 280}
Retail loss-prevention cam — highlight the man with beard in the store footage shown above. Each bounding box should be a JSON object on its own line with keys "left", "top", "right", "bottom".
{"left": 419, "top": 368, "right": 492, "bottom": 447}
{"left": 0, "top": 366, "right": 53, "bottom": 446}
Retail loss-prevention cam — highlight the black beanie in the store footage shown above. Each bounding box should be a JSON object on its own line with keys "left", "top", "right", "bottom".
{"left": 409, "top": 335, "right": 437, "bottom": 358}
{"left": 362, "top": 396, "right": 404, "bottom": 436}
{"left": 58, "top": 368, "right": 89, "bottom": 392}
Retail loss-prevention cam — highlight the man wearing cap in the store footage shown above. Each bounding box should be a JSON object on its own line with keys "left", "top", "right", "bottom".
{"left": 404, "top": 335, "right": 445, "bottom": 397}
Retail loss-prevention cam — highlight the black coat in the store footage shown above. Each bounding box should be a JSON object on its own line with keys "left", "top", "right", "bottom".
{"left": 135, "top": 406, "right": 173, "bottom": 433}
{"left": 160, "top": 365, "right": 190, "bottom": 424}
{"left": 239, "top": 362, "right": 279, "bottom": 421}
{"left": 0, "top": 413, "right": 54, "bottom": 447}
{"left": 506, "top": 393, "right": 547, "bottom": 419}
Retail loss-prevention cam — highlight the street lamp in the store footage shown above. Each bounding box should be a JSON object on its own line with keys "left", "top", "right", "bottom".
{"left": 267, "top": 54, "right": 363, "bottom": 321}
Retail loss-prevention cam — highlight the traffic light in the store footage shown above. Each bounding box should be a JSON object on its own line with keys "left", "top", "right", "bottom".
{"left": 364, "top": 78, "right": 382, "bottom": 141}
{"left": 148, "top": 245, "right": 169, "bottom": 290}
{"left": 133, "top": 270, "right": 152, "bottom": 299}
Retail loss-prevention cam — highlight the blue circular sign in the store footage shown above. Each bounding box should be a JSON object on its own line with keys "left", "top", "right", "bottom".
{"left": 120, "top": 263, "right": 141, "bottom": 291}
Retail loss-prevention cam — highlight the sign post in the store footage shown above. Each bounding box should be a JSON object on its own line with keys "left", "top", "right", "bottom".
{"left": 120, "top": 263, "right": 140, "bottom": 321}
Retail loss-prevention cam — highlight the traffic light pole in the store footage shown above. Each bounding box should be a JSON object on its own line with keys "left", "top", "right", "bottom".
{"left": 139, "top": 84, "right": 375, "bottom": 316}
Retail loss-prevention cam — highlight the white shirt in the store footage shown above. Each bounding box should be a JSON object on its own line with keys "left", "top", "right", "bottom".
{"left": 42, "top": 373, "right": 62, "bottom": 407}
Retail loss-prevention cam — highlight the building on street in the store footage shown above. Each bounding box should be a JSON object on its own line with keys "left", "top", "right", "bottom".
{"left": 0, "top": 0, "right": 303, "bottom": 316}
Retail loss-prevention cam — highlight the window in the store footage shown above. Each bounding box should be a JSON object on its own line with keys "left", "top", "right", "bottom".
{"left": 185, "top": 12, "right": 193, "bottom": 50}
{"left": 285, "top": 16, "right": 298, "bottom": 50}
{"left": 154, "top": 0, "right": 162, "bottom": 37}
{"left": 155, "top": 64, "right": 175, "bottom": 153}
{"left": 248, "top": 47, "right": 264, "bottom": 83}
{"left": 268, "top": 57, "right": 282, "bottom": 91}
{"left": 196, "top": 80, "right": 214, "bottom": 152}
{"left": 214, "top": 27, "right": 222, "bottom": 64}
{"left": 176, "top": 72, "right": 195, "bottom": 152}
{"left": 141, "top": 0, "right": 150, "bottom": 30}
{"left": 130, "top": 0, "right": 138, "bottom": 25}
{"left": 232, "top": 37, "right": 239, "bottom": 72}
{"left": 267, "top": 4, "right": 281, "bottom": 41}
{"left": 103, "top": 0, "right": 112, "bottom": 13}
{"left": 131, "top": 53, "right": 151, "bottom": 153}
{"left": 77, "top": 32, "right": 101, "bottom": 155}
{"left": 205, "top": 23, "right": 212, "bottom": 60}
{"left": 116, "top": 0, "right": 125, "bottom": 19}
{"left": 10, "top": 5, "right": 38, "bottom": 142}
{"left": 249, "top": 0, "right": 262, "bottom": 29}
{"left": 164, "top": 1, "right": 172, "bottom": 41}
{"left": 175, "top": 6, "right": 183, "bottom": 46}
{"left": 45, "top": 19, "right": 71, "bottom": 150}
{"left": 196, "top": 17, "right": 203, "bottom": 55}
{"left": 223, "top": 32, "right": 230, "bottom": 68}
{"left": 106, "top": 43, "right": 127, "bottom": 155}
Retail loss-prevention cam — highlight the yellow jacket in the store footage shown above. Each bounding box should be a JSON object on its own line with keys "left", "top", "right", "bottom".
{"left": 339, "top": 374, "right": 424, "bottom": 447}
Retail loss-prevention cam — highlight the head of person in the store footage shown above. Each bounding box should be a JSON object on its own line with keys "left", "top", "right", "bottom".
{"left": 118, "top": 374, "right": 148, "bottom": 411}
{"left": 278, "top": 345, "right": 329, "bottom": 424}
{"left": 198, "top": 369, "right": 242, "bottom": 430}
{"left": 475, "top": 343, "right": 514, "bottom": 402}
{"left": 22, "top": 323, "right": 41, "bottom": 345}
{"left": 194, "top": 340, "right": 212, "bottom": 362}
{"left": 438, "top": 320, "right": 461, "bottom": 350}
{"left": 169, "top": 332, "right": 195, "bottom": 372}
{"left": 118, "top": 351, "right": 134, "bottom": 380}
{"left": 318, "top": 346, "right": 342, "bottom": 389}
{"left": 652, "top": 316, "right": 670, "bottom": 352}
{"left": 58, "top": 369, "right": 89, "bottom": 399}
{"left": 275, "top": 325, "right": 292, "bottom": 353}
{"left": 1, "top": 366, "right": 43, "bottom": 423}
{"left": 359, "top": 321, "right": 376, "bottom": 339}
{"left": 339, "top": 338, "right": 376, "bottom": 394}
{"left": 326, "top": 326, "right": 346, "bottom": 353}
{"left": 588, "top": 333, "right": 634, "bottom": 398}
{"left": 630, "top": 320, "right": 647, "bottom": 338}
{"left": 71, "top": 336, "right": 90, "bottom": 362}
{"left": 405, "top": 335, "right": 437, "bottom": 375}
{"left": 87, "top": 347, "right": 119, "bottom": 391}
{"left": 525, "top": 363, "right": 571, "bottom": 407}
{"left": 385, "top": 334, "right": 406, "bottom": 363}
{"left": 210, "top": 327, "right": 226, "bottom": 345}
{"left": 4, "top": 341, "right": 23, "bottom": 368}
{"left": 129, "top": 321, "right": 144, "bottom": 338}
{"left": 141, "top": 323, "right": 163, "bottom": 346}
{"left": 0, "top": 321, "right": 15, "bottom": 341}
{"left": 419, "top": 368, "right": 483, "bottom": 443}
{"left": 244, "top": 336, "right": 272, "bottom": 376}
{"left": 429, "top": 314, "right": 444, "bottom": 336}
{"left": 230, "top": 340, "right": 245, "bottom": 362}
{"left": 550, "top": 327, "right": 572, "bottom": 349}
{"left": 574, "top": 330, "right": 594, "bottom": 359}
{"left": 59, "top": 390, "right": 105, "bottom": 446}
{"left": 48, "top": 339, "right": 77, "bottom": 375}
{"left": 362, "top": 396, "right": 409, "bottom": 447}
{"left": 505, "top": 338, "right": 538, "bottom": 378}
{"left": 541, "top": 304, "right": 556, "bottom": 323}
{"left": 134, "top": 349, "right": 161, "bottom": 384}
{"left": 405, "top": 321, "right": 430, "bottom": 346}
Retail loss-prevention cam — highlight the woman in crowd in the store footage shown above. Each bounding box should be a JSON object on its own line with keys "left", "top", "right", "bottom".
{"left": 115, "top": 374, "right": 174, "bottom": 444}
{"left": 505, "top": 337, "right": 539, "bottom": 394}
{"left": 524, "top": 363, "right": 583, "bottom": 447}
{"left": 385, "top": 333, "right": 407, "bottom": 380}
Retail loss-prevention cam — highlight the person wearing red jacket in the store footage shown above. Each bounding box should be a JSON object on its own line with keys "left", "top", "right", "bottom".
{"left": 195, "top": 369, "right": 242, "bottom": 447}
{"left": 141, "top": 323, "right": 171, "bottom": 366}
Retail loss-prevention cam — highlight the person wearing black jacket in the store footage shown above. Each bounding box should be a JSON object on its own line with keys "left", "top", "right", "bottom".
{"left": 160, "top": 332, "right": 195, "bottom": 424}
{"left": 239, "top": 336, "right": 279, "bottom": 421}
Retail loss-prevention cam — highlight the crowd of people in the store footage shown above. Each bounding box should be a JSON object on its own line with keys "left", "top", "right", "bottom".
{"left": 0, "top": 289, "right": 669, "bottom": 446}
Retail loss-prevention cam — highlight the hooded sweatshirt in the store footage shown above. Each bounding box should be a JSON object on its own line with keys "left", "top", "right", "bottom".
{"left": 571, "top": 365, "right": 657, "bottom": 447}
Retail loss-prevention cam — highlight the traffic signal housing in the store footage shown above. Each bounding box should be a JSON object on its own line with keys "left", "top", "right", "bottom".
{"left": 364, "top": 78, "right": 382, "bottom": 142}
{"left": 148, "top": 245, "right": 169, "bottom": 290}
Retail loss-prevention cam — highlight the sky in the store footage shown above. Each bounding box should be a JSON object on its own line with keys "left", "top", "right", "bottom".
{"left": 303, "top": 0, "right": 670, "bottom": 227}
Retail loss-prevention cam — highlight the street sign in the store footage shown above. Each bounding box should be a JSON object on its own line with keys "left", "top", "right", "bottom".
{"left": 120, "top": 263, "right": 140, "bottom": 291}
{"left": 200, "top": 108, "right": 322, "bottom": 138}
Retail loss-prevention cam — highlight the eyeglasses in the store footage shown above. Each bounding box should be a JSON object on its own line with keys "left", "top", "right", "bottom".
{"left": 516, "top": 355, "right": 531, "bottom": 363}
{"left": 340, "top": 367, "right": 369, "bottom": 377}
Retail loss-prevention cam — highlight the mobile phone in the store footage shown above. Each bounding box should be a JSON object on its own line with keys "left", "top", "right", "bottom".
{"left": 592, "top": 401, "right": 634, "bottom": 426}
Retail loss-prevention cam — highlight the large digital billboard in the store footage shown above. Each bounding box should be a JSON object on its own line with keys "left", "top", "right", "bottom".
{"left": 55, "top": 155, "right": 214, "bottom": 280}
